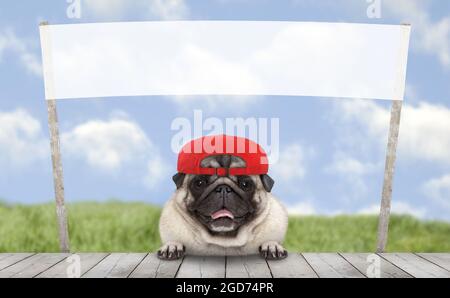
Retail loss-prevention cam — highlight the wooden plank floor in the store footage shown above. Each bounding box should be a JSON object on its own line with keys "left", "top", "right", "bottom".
{"left": 0, "top": 253, "right": 449, "bottom": 278}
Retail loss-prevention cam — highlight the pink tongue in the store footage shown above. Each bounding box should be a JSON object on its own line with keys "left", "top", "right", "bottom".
{"left": 211, "top": 209, "right": 234, "bottom": 220}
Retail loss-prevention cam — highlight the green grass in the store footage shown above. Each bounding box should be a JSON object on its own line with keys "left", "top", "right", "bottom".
{"left": 0, "top": 201, "right": 449, "bottom": 252}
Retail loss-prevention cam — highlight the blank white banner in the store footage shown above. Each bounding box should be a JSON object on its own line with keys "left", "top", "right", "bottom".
{"left": 39, "top": 21, "right": 410, "bottom": 101}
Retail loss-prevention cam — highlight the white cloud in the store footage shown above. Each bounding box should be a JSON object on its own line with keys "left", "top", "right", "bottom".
{"left": 271, "top": 144, "right": 312, "bottom": 181}
{"left": 284, "top": 199, "right": 427, "bottom": 219}
{"left": 328, "top": 99, "right": 450, "bottom": 207}
{"left": 143, "top": 156, "right": 171, "bottom": 189}
{"left": 325, "top": 152, "right": 381, "bottom": 200}
{"left": 0, "top": 29, "right": 42, "bottom": 77}
{"left": 84, "top": 0, "right": 189, "bottom": 20}
{"left": 356, "top": 204, "right": 381, "bottom": 215}
{"left": 399, "top": 102, "right": 450, "bottom": 164}
{"left": 286, "top": 201, "right": 316, "bottom": 216}
{"left": 61, "top": 114, "right": 168, "bottom": 189}
{"left": 334, "top": 99, "right": 450, "bottom": 165}
{"left": 325, "top": 152, "right": 379, "bottom": 176}
{"left": 422, "top": 174, "right": 450, "bottom": 211}
{"left": 384, "top": 0, "right": 450, "bottom": 67}
{"left": 0, "top": 109, "right": 48, "bottom": 167}
{"left": 62, "top": 117, "right": 150, "bottom": 170}
{"left": 357, "top": 201, "right": 426, "bottom": 219}
{"left": 332, "top": 99, "right": 389, "bottom": 144}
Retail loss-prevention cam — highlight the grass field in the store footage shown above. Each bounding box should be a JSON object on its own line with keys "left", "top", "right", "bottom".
{"left": 0, "top": 201, "right": 449, "bottom": 252}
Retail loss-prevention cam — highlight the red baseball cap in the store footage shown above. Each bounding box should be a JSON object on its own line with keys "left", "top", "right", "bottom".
{"left": 177, "top": 134, "right": 269, "bottom": 176}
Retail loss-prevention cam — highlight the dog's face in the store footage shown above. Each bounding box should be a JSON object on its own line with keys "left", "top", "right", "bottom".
{"left": 172, "top": 155, "right": 274, "bottom": 235}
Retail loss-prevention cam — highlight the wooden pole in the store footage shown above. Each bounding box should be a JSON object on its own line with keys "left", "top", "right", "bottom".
{"left": 40, "top": 21, "right": 70, "bottom": 252}
{"left": 47, "top": 99, "right": 70, "bottom": 252}
{"left": 376, "top": 100, "right": 402, "bottom": 253}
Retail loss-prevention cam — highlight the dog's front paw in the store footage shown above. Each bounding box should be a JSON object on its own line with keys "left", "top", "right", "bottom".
{"left": 157, "top": 242, "right": 185, "bottom": 260}
{"left": 259, "top": 241, "right": 288, "bottom": 260}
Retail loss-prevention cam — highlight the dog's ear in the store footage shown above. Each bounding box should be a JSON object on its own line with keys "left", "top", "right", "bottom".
{"left": 260, "top": 174, "right": 274, "bottom": 192}
{"left": 172, "top": 173, "right": 186, "bottom": 189}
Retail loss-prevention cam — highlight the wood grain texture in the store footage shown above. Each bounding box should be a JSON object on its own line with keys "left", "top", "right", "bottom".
{"left": 267, "top": 253, "right": 317, "bottom": 278}
{"left": 416, "top": 253, "right": 450, "bottom": 272}
{"left": 0, "top": 253, "right": 449, "bottom": 278}
{"left": 83, "top": 253, "right": 146, "bottom": 278}
{"left": 0, "top": 253, "right": 68, "bottom": 278}
{"left": 36, "top": 253, "right": 108, "bottom": 278}
{"left": 340, "top": 253, "right": 412, "bottom": 278}
{"left": 0, "top": 253, "right": 35, "bottom": 271}
{"left": 176, "top": 255, "right": 225, "bottom": 278}
{"left": 226, "top": 255, "right": 272, "bottom": 278}
{"left": 377, "top": 100, "right": 402, "bottom": 253}
{"left": 380, "top": 253, "right": 450, "bottom": 278}
{"left": 302, "top": 253, "right": 365, "bottom": 278}
{"left": 129, "top": 253, "right": 183, "bottom": 278}
{"left": 47, "top": 99, "right": 70, "bottom": 253}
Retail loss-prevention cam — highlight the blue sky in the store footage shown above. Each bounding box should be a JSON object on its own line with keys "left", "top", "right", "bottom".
{"left": 0, "top": 0, "right": 449, "bottom": 221}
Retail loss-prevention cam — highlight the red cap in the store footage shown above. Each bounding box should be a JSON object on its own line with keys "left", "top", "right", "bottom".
{"left": 177, "top": 135, "right": 269, "bottom": 176}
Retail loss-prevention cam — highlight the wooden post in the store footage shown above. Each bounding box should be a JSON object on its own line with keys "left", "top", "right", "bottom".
{"left": 47, "top": 99, "right": 70, "bottom": 253}
{"left": 376, "top": 100, "right": 402, "bottom": 253}
{"left": 40, "top": 21, "right": 70, "bottom": 252}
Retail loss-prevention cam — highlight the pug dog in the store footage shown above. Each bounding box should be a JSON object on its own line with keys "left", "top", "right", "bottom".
{"left": 158, "top": 154, "right": 288, "bottom": 260}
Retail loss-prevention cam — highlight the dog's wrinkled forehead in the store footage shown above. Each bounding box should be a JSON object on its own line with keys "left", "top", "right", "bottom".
{"left": 200, "top": 155, "right": 246, "bottom": 169}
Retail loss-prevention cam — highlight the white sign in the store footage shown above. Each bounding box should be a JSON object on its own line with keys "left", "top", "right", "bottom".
{"left": 39, "top": 21, "right": 410, "bottom": 101}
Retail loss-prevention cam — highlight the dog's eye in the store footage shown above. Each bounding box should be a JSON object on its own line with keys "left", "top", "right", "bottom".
{"left": 193, "top": 177, "right": 207, "bottom": 189}
{"left": 195, "top": 180, "right": 205, "bottom": 187}
{"left": 238, "top": 178, "right": 254, "bottom": 191}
